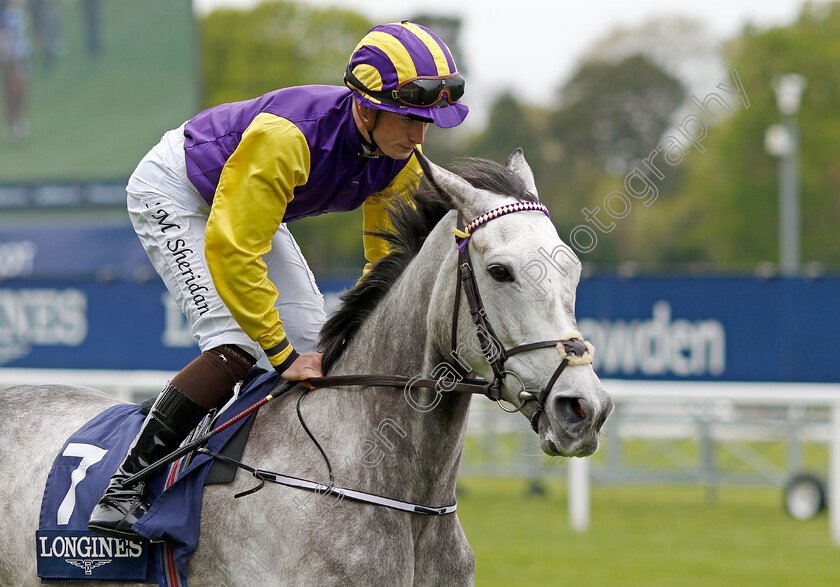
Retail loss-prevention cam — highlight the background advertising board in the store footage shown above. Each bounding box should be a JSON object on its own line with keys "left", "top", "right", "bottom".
{"left": 1, "top": 225, "right": 838, "bottom": 382}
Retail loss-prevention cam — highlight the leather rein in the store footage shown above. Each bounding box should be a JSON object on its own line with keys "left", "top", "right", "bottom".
{"left": 128, "top": 201, "right": 594, "bottom": 516}
{"left": 307, "top": 202, "right": 593, "bottom": 432}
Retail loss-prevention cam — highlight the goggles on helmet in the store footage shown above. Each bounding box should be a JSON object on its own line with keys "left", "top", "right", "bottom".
{"left": 346, "top": 66, "right": 465, "bottom": 108}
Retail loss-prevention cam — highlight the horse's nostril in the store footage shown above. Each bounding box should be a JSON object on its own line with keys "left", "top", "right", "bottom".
{"left": 554, "top": 396, "right": 587, "bottom": 425}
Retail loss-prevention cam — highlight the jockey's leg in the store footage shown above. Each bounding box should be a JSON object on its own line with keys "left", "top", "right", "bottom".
{"left": 90, "top": 125, "right": 324, "bottom": 540}
{"left": 88, "top": 344, "right": 255, "bottom": 540}
{"left": 264, "top": 224, "right": 327, "bottom": 354}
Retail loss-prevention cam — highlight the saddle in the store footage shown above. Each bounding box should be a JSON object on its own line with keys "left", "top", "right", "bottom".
{"left": 36, "top": 369, "right": 279, "bottom": 586}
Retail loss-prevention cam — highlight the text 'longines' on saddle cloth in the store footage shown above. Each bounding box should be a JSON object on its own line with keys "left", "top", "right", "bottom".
{"left": 37, "top": 370, "right": 278, "bottom": 586}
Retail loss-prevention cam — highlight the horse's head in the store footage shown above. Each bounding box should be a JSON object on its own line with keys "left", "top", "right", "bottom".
{"left": 419, "top": 149, "right": 613, "bottom": 457}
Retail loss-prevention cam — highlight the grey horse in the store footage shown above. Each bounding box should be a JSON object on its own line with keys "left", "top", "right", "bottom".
{"left": 0, "top": 151, "right": 612, "bottom": 586}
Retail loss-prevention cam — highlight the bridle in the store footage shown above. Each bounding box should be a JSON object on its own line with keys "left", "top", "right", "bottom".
{"left": 305, "top": 202, "right": 595, "bottom": 430}
{"left": 124, "top": 199, "right": 596, "bottom": 515}
{"left": 449, "top": 203, "right": 594, "bottom": 432}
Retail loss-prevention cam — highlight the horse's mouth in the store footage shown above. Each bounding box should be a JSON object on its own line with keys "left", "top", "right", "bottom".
{"left": 538, "top": 424, "right": 601, "bottom": 457}
{"left": 539, "top": 434, "right": 563, "bottom": 456}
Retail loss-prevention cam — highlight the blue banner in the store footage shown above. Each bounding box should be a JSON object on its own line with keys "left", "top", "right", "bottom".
{"left": 575, "top": 276, "right": 840, "bottom": 383}
{"left": 0, "top": 224, "right": 151, "bottom": 282}
{"left": 0, "top": 274, "right": 838, "bottom": 382}
{"left": 1, "top": 222, "right": 837, "bottom": 381}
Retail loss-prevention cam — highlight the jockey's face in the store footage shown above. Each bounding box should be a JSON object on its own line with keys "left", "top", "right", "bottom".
{"left": 355, "top": 101, "right": 429, "bottom": 160}
{"left": 372, "top": 111, "right": 429, "bottom": 159}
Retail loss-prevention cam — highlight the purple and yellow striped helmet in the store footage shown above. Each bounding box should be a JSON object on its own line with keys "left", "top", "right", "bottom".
{"left": 344, "top": 21, "right": 469, "bottom": 128}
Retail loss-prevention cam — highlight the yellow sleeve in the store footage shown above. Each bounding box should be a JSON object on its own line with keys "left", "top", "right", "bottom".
{"left": 204, "top": 112, "right": 311, "bottom": 368}
{"left": 362, "top": 152, "right": 423, "bottom": 275}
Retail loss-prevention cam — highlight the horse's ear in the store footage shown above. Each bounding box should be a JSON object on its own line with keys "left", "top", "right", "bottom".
{"left": 416, "top": 151, "right": 482, "bottom": 216}
{"left": 506, "top": 148, "right": 539, "bottom": 200}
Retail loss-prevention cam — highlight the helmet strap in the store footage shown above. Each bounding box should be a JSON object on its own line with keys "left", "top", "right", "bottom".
{"left": 354, "top": 103, "right": 381, "bottom": 158}
{"left": 359, "top": 132, "right": 379, "bottom": 158}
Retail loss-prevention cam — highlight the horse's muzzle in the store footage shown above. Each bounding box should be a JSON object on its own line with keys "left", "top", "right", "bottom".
{"left": 539, "top": 392, "right": 613, "bottom": 457}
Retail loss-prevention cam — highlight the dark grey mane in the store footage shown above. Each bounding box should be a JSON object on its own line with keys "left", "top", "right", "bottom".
{"left": 318, "top": 156, "right": 537, "bottom": 371}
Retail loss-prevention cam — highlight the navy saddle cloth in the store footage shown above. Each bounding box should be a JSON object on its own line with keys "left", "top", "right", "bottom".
{"left": 36, "top": 369, "right": 281, "bottom": 585}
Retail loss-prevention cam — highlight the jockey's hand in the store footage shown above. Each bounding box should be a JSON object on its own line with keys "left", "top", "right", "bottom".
{"left": 280, "top": 352, "right": 323, "bottom": 390}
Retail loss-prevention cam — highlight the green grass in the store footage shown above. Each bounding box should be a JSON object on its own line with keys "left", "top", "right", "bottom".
{"left": 456, "top": 478, "right": 837, "bottom": 587}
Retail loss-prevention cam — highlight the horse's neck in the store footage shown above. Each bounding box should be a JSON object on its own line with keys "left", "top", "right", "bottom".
{"left": 320, "top": 218, "right": 471, "bottom": 504}
{"left": 333, "top": 214, "right": 457, "bottom": 374}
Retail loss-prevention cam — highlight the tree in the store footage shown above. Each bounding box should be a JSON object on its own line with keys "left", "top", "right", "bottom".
{"left": 550, "top": 54, "right": 685, "bottom": 175}
{"left": 469, "top": 92, "right": 545, "bottom": 171}
{"left": 649, "top": 1, "right": 840, "bottom": 272}
{"left": 586, "top": 17, "right": 724, "bottom": 99}
{"left": 538, "top": 55, "right": 685, "bottom": 268}
{"left": 200, "top": 2, "right": 372, "bottom": 108}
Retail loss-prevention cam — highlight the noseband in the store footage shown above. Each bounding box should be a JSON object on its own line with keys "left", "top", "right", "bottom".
{"left": 450, "top": 202, "right": 594, "bottom": 432}
{"left": 124, "top": 199, "right": 597, "bottom": 516}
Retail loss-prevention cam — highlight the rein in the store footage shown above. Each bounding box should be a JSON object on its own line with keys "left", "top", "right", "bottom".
{"left": 197, "top": 445, "right": 457, "bottom": 516}
{"left": 124, "top": 200, "right": 594, "bottom": 516}
{"left": 196, "top": 386, "right": 458, "bottom": 516}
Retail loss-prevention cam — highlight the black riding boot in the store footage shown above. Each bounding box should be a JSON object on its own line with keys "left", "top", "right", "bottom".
{"left": 87, "top": 382, "right": 207, "bottom": 540}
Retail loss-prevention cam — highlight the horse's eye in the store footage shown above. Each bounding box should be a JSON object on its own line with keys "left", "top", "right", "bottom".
{"left": 488, "top": 264, "right": 513, "bottom": 282}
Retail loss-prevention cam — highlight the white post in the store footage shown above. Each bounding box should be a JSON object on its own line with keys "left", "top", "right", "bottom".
{"left": 831, "top": 401, "right": 840, "bottom": 545}
{"left": 772, "top": 73, "right": 806, "bottom": 276}
{"left": 568, "top": 456, "right": 590, "bottom": 532}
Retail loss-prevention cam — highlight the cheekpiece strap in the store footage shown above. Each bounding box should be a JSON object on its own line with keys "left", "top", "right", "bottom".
{"left": 452, "top": 201, "right": 550, "bottom": 251}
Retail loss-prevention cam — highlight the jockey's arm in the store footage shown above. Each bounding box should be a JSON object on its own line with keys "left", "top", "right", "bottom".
{"left": 204, "top": 112, "right": 310, "bottom": 373}
{"left": 361, "top": 151, "right": 423, "bottom": 275}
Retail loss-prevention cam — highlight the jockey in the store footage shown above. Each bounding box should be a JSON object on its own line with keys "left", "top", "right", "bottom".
{"left": 88, "top": 20, "right": 467, "bottom": 540}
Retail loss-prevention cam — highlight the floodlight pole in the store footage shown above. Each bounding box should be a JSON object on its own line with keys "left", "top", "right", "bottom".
{"left": 773, "top": 74, "right": 806, "bottom": 277}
